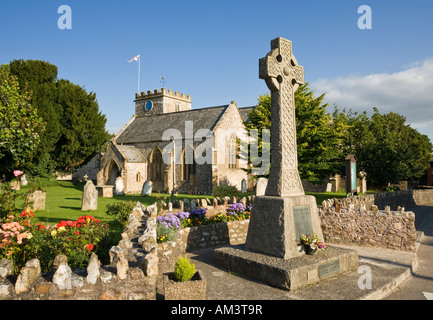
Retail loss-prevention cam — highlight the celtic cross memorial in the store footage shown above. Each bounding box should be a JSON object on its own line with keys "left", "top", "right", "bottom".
{"left": 245, "top": 37, "right": 324, "bottom": 259}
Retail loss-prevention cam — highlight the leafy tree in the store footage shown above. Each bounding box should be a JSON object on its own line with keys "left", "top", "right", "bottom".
{"left": 336, "top": 107, "right": 432, "bottom": 186}
{"left": 8, "top": 59, "right": 109, "bottom": 175}
{"left": 245, "top": 83, "right": 346, "bottom": 182}
{"left": 0, "top": 64, "right": 45, "bottom": 177}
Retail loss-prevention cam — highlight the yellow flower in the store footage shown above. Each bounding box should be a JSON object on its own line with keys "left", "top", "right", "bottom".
{"left": 51, "top": 230, "right": 57, "bottom": 237}
{"left": 58, "top": 226, "right": 66, "bottom": 232}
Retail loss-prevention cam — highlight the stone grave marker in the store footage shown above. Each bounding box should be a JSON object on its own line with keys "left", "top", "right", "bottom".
{"left": 241, "top": 179, "right": 247, "bottom": 193}
{"left": 255, "top": 177, "right": 268, "bottom": 196}
{"left": 81, "top": 180, "right": 98, "bottom": 211}
{"left": 141, "top": 180, "right": 153, "bottom": 196}
{"left": 115, "top": 177, "right": 125, "bottom": 196}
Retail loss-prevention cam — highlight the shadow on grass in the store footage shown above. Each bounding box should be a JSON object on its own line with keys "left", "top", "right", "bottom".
{"left": 59, "top": 206, "right": 82, "bottom": 211}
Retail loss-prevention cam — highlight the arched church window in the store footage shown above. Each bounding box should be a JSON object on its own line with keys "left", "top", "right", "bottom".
{"left": 149, "top": 147, "right": 163, "bottom": 181}
{"left": 182, "top": 146, "right": 196, "bottom": 181}
{"left": 228, "top": 134, "right": 238, "bottom": 169}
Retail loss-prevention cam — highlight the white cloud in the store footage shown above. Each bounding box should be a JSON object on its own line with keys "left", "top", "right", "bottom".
{"left": 312, "top": 57, "right": 433, "bottom": 129}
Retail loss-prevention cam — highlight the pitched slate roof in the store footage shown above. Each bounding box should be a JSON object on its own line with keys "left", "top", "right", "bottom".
{"left": 238, "top": 106, "right": 255, "bottom": 123}
{"left": 116, "top": 105, "right": 229, "bottom": 144}
{"left": 115, "top": 144, "right": 146, "bottom": 163}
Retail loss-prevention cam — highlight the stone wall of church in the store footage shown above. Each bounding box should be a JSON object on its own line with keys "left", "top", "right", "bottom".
{"left": 124, "top": 162, "right": 147, "bottom": 194}
{"left": 211, "top": 103, "right": 250, "bottom": 191}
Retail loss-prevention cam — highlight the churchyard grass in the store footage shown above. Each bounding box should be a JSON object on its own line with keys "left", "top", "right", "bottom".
{"left": 14, "top": 180, "right": 349, "bottom": 226}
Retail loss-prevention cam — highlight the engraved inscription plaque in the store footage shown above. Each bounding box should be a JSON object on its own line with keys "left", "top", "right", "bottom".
{"left": 318, "top": 260, "right": 340, "bottom": 278}
{"left": 293, "top": 205, "right": 313, "bottom": 240}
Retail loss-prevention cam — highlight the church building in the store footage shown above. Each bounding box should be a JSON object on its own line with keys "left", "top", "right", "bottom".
{"left": 97, "top": 88, "right": 255, "bottom": 194}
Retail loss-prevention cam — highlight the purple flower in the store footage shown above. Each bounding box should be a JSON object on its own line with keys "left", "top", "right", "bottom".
{"left": 157, "top": 213, "right": 181, "bottom": 229}
{"left": 175, "top": 211, "right": 190, "bottom": 220}
{"left": 190, "top": 208, "right": 207, "bottom": 217}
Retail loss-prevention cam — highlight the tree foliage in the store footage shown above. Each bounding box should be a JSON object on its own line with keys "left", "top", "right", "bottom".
{"left": 246, "top": 83, "right": 432, "bottom": 186}
{"left": 7, "top": 59, "right": 109, "bottom": 176}
{"left": 0, "top": 64, "right": 45, "bottom": 177}
{"left": 336, "top": 107, "right": 432, "bottom": 185}
{"left": 245, "top": 83, "right": 346, "bottom": 182}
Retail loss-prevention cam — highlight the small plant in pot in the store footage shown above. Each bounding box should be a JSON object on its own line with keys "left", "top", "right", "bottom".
{"left": 164, "top": 256, "right": 206, "bottom": 300}
{"left": 299, "top": 233, "right": 326, "bottom": 255}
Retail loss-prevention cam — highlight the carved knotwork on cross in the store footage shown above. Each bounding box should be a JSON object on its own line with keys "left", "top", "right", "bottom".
{"left": 259, "top": 37, "right": 305, "bottom": 197}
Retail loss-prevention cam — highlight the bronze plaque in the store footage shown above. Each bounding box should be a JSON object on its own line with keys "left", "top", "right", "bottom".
{"left": 293, "top": 205, "right": 313, "bottom": 240}
{"left": 318, "top": 260, "right": 340, "bottom": 278}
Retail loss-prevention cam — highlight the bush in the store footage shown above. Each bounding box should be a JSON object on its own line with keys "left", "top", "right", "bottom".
{"left": 174, "top": 256, "right": 196, "bottom": 282}
{"left": 105, "top": 201, "right": 136, "bottom": 223}
{"left": 212, "top": 184, "right": 239, "bottom": 199}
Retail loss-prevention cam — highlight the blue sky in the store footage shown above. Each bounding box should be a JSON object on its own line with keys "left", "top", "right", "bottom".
{"left": 1, "top": 0, "right": 433, "bottom": 142}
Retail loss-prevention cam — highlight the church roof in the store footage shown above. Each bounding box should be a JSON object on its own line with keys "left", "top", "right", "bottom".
{"left": 116, "top": 105, "right": 230, "bottom": 144}
{"left": 115, "top": 144, "right": 146, "bottom": 163}
{"left": 238, "top": 106, "right": 254, "bottom": 123}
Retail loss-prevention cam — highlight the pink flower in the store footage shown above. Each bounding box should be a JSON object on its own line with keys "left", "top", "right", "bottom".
{"left": 13, "top": 170, "right": 24, "bottom": 177}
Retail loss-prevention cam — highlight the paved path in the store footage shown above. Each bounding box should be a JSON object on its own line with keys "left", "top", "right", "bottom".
{"left": 385, "top": 204, "right": 433, "bottom": 300}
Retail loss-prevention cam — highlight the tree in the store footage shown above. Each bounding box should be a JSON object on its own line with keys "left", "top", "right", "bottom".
{"left": 8, "top": 59, "right": 109, "bottom": 175}
{"left": 245, "top": 83, "right": 346, "bottom": 182}
{"left": 336, "top": 107, "right": 432, "bottom": 186}
{"left": 55, "top": 79, "right": 108, "bottom": 171}
{"left": 0, "top": 64, "right": 45, "bottom": 177}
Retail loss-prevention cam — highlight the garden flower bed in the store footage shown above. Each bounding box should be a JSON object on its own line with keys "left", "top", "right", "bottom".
{"left": 0, "top": 208, "right": 110, "bottom": 274}
{"left": 156, "top": 203, "right": 252, "bottom": 244}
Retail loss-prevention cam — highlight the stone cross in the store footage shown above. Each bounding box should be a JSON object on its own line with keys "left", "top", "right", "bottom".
{"left": 259, "top": 37, "right": 304, "bottom": 197}
{"left": 83, "top": 174, "right": 89, "bottom": 181}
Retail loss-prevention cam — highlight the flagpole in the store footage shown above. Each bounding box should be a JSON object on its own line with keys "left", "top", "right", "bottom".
{"left": 138, "top": 55, "right": 140, "bottom": 94}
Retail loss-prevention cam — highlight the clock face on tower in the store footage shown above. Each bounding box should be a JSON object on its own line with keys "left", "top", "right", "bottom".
{"left": 145, "top": 101, "right": 153, "bottom": 111}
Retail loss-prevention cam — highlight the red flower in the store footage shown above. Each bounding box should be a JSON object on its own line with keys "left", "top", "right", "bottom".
{"left": 87, "top": 244, "right": 94, "bottom": 251}
{"left": 74, "top": 231, "right": 79, "bottom": 235}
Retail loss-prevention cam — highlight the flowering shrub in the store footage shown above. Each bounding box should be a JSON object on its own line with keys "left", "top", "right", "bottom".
{"left": 0, "top": 209, "right": 109, "bottom": 274}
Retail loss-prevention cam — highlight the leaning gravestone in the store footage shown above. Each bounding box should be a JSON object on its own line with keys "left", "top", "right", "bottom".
{"left": 81, "top": 180, "right": 98, "bottom": 211}
{"left": 141, "top": 180, "right": 153, "bottom": 196}
{"left": 214, "top": 37, "right": 358, "bottom": 291}
{"left": 115, "top": 176, "right": 125, "bottom": 196}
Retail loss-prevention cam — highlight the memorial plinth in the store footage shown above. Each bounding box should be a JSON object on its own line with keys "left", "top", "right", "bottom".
{"left": 214, "top": 244, "right": 358, "bottom": 291}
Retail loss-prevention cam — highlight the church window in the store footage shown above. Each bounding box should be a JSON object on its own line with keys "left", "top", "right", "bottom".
{"left": 228, "top": 134, "right": 238, "bottom": 169}
{"left": 182, "top": 146, "right": 196, "bottom": 181}
{"left": 136, "top": 172, "right": 141, "bottom": 182}
{"left": 149, "top": 147, "right": 163, "bottom": 181}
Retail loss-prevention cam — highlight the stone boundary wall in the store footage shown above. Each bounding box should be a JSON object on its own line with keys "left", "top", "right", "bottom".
{"left": 0, "top": 203, "right": 158, "bottom": 300}
{"left": 324, "top": 188, "right": 433, "bottom": 211}
{"left": 318, "top": 206, "right": 417, "bottom": 252}
{"left": 158, "top": 220, "right": 249, "bottom": 274}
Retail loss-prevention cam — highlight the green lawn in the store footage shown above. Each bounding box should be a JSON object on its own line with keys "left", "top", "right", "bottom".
{"left": 27, "top": 181, "right": 218, "bottom": 226}
{"left": 21, "top": 180, "right": 349, "bottom": 226}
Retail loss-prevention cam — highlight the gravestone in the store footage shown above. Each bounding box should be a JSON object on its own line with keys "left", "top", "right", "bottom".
{"left": 81, "top": 180, "right": 98, "bottom": 211}
{"left": 214, "top": 37, "right": 358, "bottom": 291}
{"left": 255, "top": 177, "right": 268, "bottom": 196}
{"left": 241, "top": 179, "right": 247, "bottom": 193}
{"left": 141, "top": 180, "right": 153, "bottom": 196}
{"left": 245, "top": 37, "right": 324, "bottom": 259}
{"left": 115, "top": 177, "right": 125, "bottom": 196}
